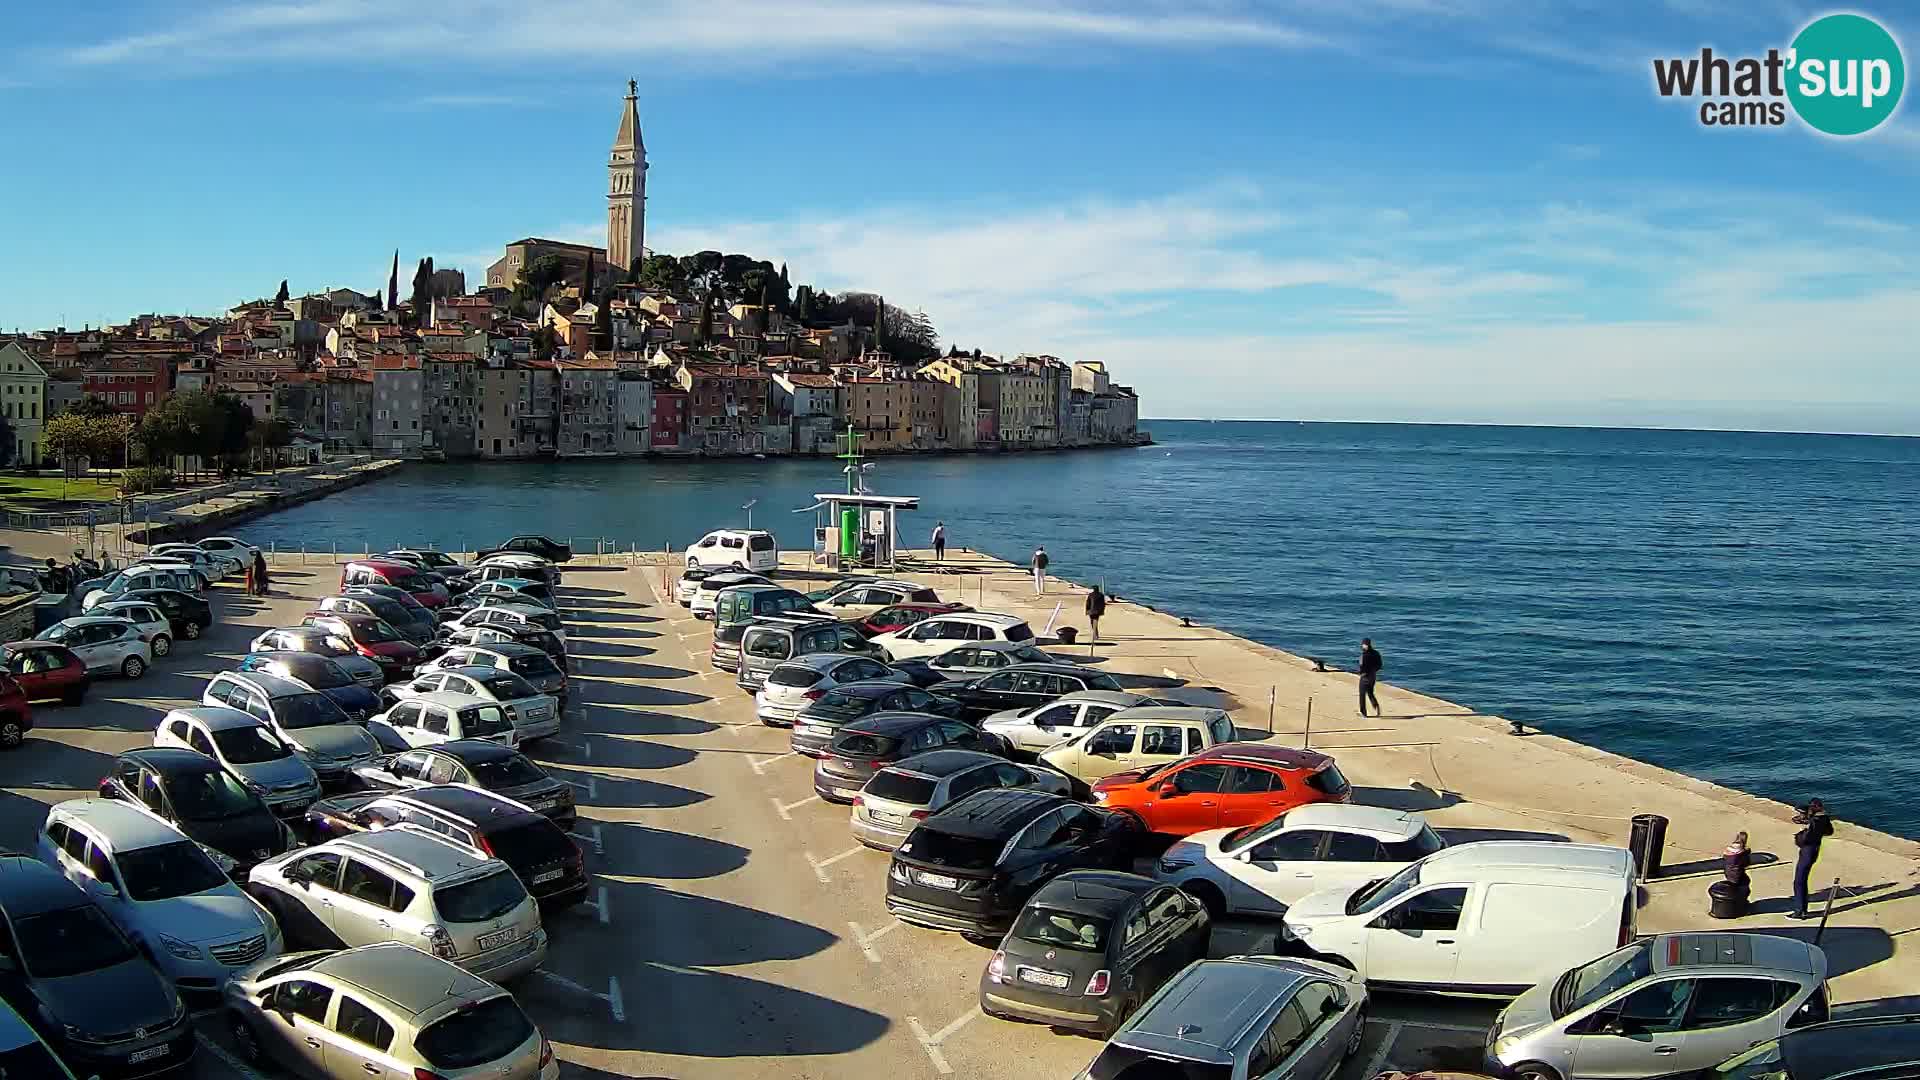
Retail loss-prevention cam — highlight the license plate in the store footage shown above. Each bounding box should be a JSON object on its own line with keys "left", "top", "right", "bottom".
{"left": 835, "top": 787, "right": 861, "bottom": 799}
{"left": 127, "top": 1045, "right": 170, "bottom": 1064}
{"left": 476, "top": 928, "right": 518, "bottom": 950}
{"left": 869, "top": 811, "right": 902, "bottom": 825}
{"left": 1019, "top": 968, "right": 1070, "bottom": 989}
{"left": 916, "top": 872, "right": 959, "bottom": 889}
{"left": 533, "top": 869, "right": 563, "bottom": 884}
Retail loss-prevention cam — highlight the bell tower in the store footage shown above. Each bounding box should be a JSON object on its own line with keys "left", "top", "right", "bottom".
{"left": 608, "top": 79, "right": 647, "bottom": 276}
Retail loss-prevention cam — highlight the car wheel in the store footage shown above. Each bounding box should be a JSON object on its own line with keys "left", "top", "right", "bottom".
{"left": 121, "top": 655, "right": 146, "bottom": 679}
{"left": 1182, "top": 880, "right": 1228, "bottom": 920}
{"left": 1514, "top": 1064, "right": 1563, "bottom": 1080}
{"left": 0, "top": 718, "right": 23, "bottom": 750}
{"left": 183, "top": 621, "right": 203, "bottom": 639}
{"left": 150, "top": 634, "right": 172, "bottom": 657}
{"left": 1343, "top": 1010, "right": 1366, "bottom": 1058}
{"left": 229, "top": 1013, "right": 266, "bottom": 1065}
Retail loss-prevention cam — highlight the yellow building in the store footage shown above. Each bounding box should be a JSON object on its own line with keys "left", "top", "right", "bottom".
{"left": 0, "top": 342, "right": 50, "bottom": 466}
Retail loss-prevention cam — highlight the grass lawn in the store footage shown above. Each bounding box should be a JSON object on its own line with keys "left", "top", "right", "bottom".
{"left": 0, "top": 473, "right": 121, "bottom": 511}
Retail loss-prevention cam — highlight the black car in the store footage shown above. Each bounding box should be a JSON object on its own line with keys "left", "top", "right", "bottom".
{"left": 934, "top": 663, "right": 1129, "bottom": 721}
{"left": 980, "top": 871, "right": 1211, "bottom": 1036}
{"left": 478, "top": 535, "right": 572, "bottom": 563}
{"left": 791, "top": 681, "right": 967, "bottom": 758}
{"left": 440, "top": 623, "right": 568, "bottom": 671}
{"left": 97, "top": 749, "right": 291, "bottom": 876}
{"left": 1708, "top": 1015, "right": 1918, "bottom": 1080}
{"left": 887, "top": 789, "right": 1141, "bottom": 937}
{"left": 883, "top": 661, "right": 953, "bottom": 689}
{"left": 300, "top": 785, "right": 588, "bottom": 908}
{"left": 351, "top": 740, "right": 575, "bottom": 825}
{"left": 235, "top": 652, "right": 383, "bottom": 721}
{"left": 120, "top": 588, "right": 211, "bottom": 640}
{"left": 0, "top": 856, "right": 195, "bottom": 1078}
{"left": 337, "top": 590, "right": 437, "bottom": 645}
{"left": 814, "top": 712, "right": 1013, "bottom": 804}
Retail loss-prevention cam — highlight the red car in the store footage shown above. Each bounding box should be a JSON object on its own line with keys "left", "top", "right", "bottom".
{"left": 2, "top": 641, "right": 89, "bottom": 707}
{"left": 1091, "top": 743, "right": 1350, "bottom": 837}
{"left": 0, "top": 673, "right": 32, "bottom": 749}
{"left": 856, "top": 602, "right": 970, "bottom": 637}
{"left": 341, "top": 558, "right": 449, "bottom": 609}
{"left": 300, "top": 611, "right": 423, "bottom": 682}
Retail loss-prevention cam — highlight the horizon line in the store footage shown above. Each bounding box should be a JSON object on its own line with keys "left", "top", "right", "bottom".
{"left": 1141, "top": 417, "right": 1920, "bottom": 440}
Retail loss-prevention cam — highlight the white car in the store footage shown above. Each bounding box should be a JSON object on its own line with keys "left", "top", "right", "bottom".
{"left": 808, "top": 580, "right": 943, "bottom": 621}
{"left": 385, "top": 666, "right": 562, "bottom": 740}
{"left": 689, "top": 572, "right": 769, "bottom": 619}
{"left": 754, "top": 653, "right": 904, "bottom": 726}
{"left": 152, "top": 707, "right": 323, "bottom": 816}
{"left": 196, "top": 536, "right": 261, "bottom": 565}
{"left": 673, "top": 566, "right": 715, "bottom": 606}
{"left": 981, "top": 690, "right": 1164, "bottom": 753}
{"left": 684, "top": 528, "right": 778, "bottom": 572}
{"left": 149, "top": 544, "right": 241, "bottom": 580}
{"left": 375, "top": 691, "right": 521, "bottom": 750}
{"left": 89, "top": 600, "right": 177, "bottom": 657}
{"left": 38, "top": 616, "right": 154, "bottom": 678}
{"left": 1157, "top": 805, "right": 1447, "bottom": 917}
{"left": 869, "top": 612, "right": 1036, "bottom": 662}
{"left": 443, "top": 603, "right": 566, "bottom": 644}
{"left": 36, "top": 798, "right": 282, "bottom": 989}
{"left": 81, "top": 565, "right": 204, "bottom": 610}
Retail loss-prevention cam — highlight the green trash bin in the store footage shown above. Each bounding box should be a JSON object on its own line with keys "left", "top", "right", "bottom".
{"left": 839, "top": 508, "right": 860, "bottom": 561}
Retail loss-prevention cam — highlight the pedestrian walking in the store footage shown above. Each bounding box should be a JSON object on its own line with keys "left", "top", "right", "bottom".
{"left": 1085, "top": 584, "right": 1107, "bottom": 642}
{"left": 1031, "top": 546, "right": 1048, "bottom": 594}
{"left": 1790, "top": 799, "right": 1834, "bottom": 919}
{"left": 252, "top": 552, "right": 271, "bottom": 597}
{"left": 1357, "top": 638, "right": 1383, "bottom": 716}
{"left": 931, "top": 521, "right": 946, "bottom": 563}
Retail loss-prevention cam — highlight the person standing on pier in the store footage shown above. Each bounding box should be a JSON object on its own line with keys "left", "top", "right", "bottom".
{"left": 1085, "top": 584, "right": 1106, "bottom": 642}
{"left": 932, "top": 521, "right": 946, "bottom": 563}
{"left": 1031, "top": 546, "right": 1048, "bottom": 594}
{"left": 1357, "top": 638, "right": 1383, "bottom": 716}
{"left": 1790, "top": 799, "right": 1834, "bottom": 919}
{"left": 252, "top": 552, "right": 271, "bottom": 597}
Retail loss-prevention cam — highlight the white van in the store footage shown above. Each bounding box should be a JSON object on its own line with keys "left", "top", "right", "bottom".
{"left": 1280, "top": 841, "right": 1635, "bottom": 994}
{"left": 686, "top": 529, "right": 778, "bottom": 573}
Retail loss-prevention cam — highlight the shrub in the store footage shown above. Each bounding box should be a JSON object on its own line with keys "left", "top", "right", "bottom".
{"left": 119, "top": 466, "right": 176, "bottom": 495}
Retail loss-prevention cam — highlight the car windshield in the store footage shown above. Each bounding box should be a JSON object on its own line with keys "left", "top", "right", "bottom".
{"left": 1013, "top": 906, "right": 1110, "bottom": 953}
{"left": 167, "top": 769, "right": 262, "bottom": 820}
{"left": 486, "top": 820, "right": 572, "bottom": 867}
{"left": 1555, "top": 941, "right": 1654, "bottom": 1018}
{"left": 355, "top": 620, "right": 404, "bottom": 644}
{"left": 768, "top": 666, "right": 824, "bottom": 688}
{"left": 360, "top": 600, "right": 410, "bottom": 624}
{"left": 415, "top": 995, "right": 535, "bottom": 1070}
{"left": 1346, "top": 859, "right": 1422, "bottom": 915}
{"left": 864, "top": 771, "right": 937, "bottom": 804}
{"left": 1221, "top": 814, "right": 1292, "bottom": 853}
{"left": 901, "top": 829, "right": 1002, "bottom": 870}
{"left": 815, "top": 690, "right": 874, "bottom": 717}
{"left": 469, "top": 754, "right": 546, "bottom": 788}
{"left": 116, "top": 840, "right": 231, "bottom": 901}
{"left": 276, "top": 692, "right": 351, "bottom": 729}
{"left": 213, "top": 724, "right": 293, "bottom": 764}
{"left": 1003, "top": 624, "right": 1034, "bottom": 642}
{"left": 459, "top": 706, "right": 512, "bottom": 738}
{"left": 1083, "top": 672, "right": 1124, "bottom": 691}
{"left": 282, "top": 658, "right": 350, "bottom": 689}
{"left": 1008, "top": 645, "right": 1051, "bottom": 664}
{"left": 1087, "top": 1046, "right": 1232, "bottom": 1080}
{"left": 14, "top": 905, "right": 139, "bottom": 979}
{"left": 434, "top": 869, "right": 528, "bottom": 923}
{"left": 831, "top": 732, "right": 899, "bottom": 757}
{"left": 507, "top": 655, "right": 560, "bottom": 679}
{"left": 480, "top": 674, "right": 537, "bottom": 699}
{"left": 39, "top": 624, "right": 76, "bottom": 644}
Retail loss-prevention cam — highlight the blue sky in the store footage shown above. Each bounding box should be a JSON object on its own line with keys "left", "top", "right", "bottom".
{"left": 4, "top": 1, "right": 1917, "bottom": 431}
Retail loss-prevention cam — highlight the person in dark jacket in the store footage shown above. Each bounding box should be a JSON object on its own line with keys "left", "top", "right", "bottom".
{"left": 1085, "top": 584, "right": 1107, "bottom": 642}
{"left": 931, "top": 522, "right": 946, "bottom": 563}
{"left": 1791, "top": 799, "right": 1834, "bottom": 919}
{"left": 252, "top": 552, "right": 271, "bottom": 597}
{"left": 1723, "top": 831, "right": 1751, "bottom": 887}
{"left": 1031, "top": 546, "right": 1048, "bottom": 594}
{"left": 1357, "top": 638, "right": 1383, "bottom": 716}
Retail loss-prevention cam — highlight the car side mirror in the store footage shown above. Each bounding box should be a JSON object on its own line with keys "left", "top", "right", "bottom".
{"left": 1367, "top": 908, "right": 1402, "bottom": 931}
{"left": 1157, "top": 782, "right": 1180, "bottom": 798}
{"left": 94, "top": 879, "right": 120, "bottom": 899}
{"left": 1235, "top": 850, "right": 1255, "bottom": 863}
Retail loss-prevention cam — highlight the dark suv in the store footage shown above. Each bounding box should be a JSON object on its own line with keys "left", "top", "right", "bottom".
{"left": 98, "top": 749, "right": 291, "bottom": 875}
{"left": 121, "top": 588, "right": 212, "bottom": 640}
{"left": 815, "top": 712, "right": 1013, "bottom": 803}
{"left": 348, "top": 740, "right": 575, "bottom": 825}
{"left": 790, "top": 681, "right": 965, "bottom": 757}
{"left": 235, "top": 652, "right": 382, "bottom": 721}
{"left": 887, "top": 789, "right": 1140, "bottom": 937}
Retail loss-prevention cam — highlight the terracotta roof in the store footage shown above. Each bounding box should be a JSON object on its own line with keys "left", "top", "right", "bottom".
{"left": 370, "top": 355, "right": 420, "bottom": 371}
{"left": 684, "top": 363, "right": 768, "bottom": 378}
{"left": 783, "top": 373, "right": 839, "bottom": 388}
{"left": 422, "top": 352, "right": 475, "bottom": 363}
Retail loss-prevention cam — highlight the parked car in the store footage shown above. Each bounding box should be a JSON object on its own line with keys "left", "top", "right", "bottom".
{"left": 375, "top": 692, "right": 520, "bottom": 750}
{"left": 2, "top": 641, "right": 88, "bottom": 707}
{"left": 37, "top": 799, "right": 282, "bottom": 994}
{"left": 338, "top": 560, "right": 448, "bottom": 610}
{"left": 247, "top": 824, "right": 548, "bottom": 982}
{"left": 1094, "top": 743, "right": 1352, "bottom": 838}
{"left": 319, "top": 594, "right": 436, "bottom": 646}
{"left": 806, "top": 579, "right": 944, "bottom": 620}
{"left": 350, "top": 742, "right": 575, "bottom": 824}
{"left": 710, "top": 623, "right": 749, "bottom": 672}
{"left": 37, "top": 617, "right": 152, "bottom": 679}
{"left": 301, "top": 786, "right": 588, "bottom": 908}
{"left": 1040, "top": 706, "right": 1240, "bottom": 786}
{"left": 1702, "top": 1013, "right": 1911, "bottom": 1080}
{"left": 886, "top": 789, "right": 1141, "bottom": 936}
{"left": 684, "top": 528, "right": 776, "bottom": 572}
{"left": 790, "top": 681, "right": 966, "bottom": 758}
{"left": 1080, "top": 957, "right": 1368, "bottom": 1080}
{"left": 470, "top": 554, "right": 559, "bottom": 588}
{"left": 690, "top": 572, "right": 769, "bottom": 619}
{"left": 423, "top": 643, "right": 568, "bottom": 705}
{"left": 892, "top": 640, "right": 1064, "bottom": 682}
{"left": 345, "top": 582, "right": 443, "bottom": 625}
{"left": 817, "top": 714, "right": 1014, "bottom": 804}
{"left": 196, "top": 534, "right": 260, "bottom": 563}
{"left": 463, "top": 578, "right": 558, "bottom": 610}
{"left": 90, "top": 600, "right": 177, "bottom": 657}
{"left": 713, "top": 584, "right": 816, "bottom": 631}
{"left": 871, "top": 613, "right": 1039, "bottom": 662}
{"left": 98, "top": 749, "right": 294, "bottom": 875}
{"left": 82, "top": 566, "right": 204, "bottom": 610}
{"left": 385, "top": 666, "right": 561, "bottom": 741}
{"left": 754, "top": 653, "right": 903, "bottom": 727}
{"left": 443, "top": 602, "right": 566, "bottom": 645}
{"left": 479, "top": 535, "right": 573, "bottom": 563}
{"left": 236, "top": 652, "right": 384, "bottom": 721}
{"left": 982, "top": 690, "right": 1166, "bottom": 754}
{"left": 223, "top": 941, "right": 558, "bottom": 1080}
{"left": 248, "top": 626, "right": 383, "bottom": 688}
{"left": 385, "top": 548, "right": 466, "bottom": 573}
{"left": 935, "top": 663, "right": 1129, "bottom": 721}
{"left": 1158, "top": 804, "right": 1444, "bottom": 918}
{"left": 1487, "top": 932, "right": 1829, "bottom": 1080}
{"left": 300, "top": 612, "right": 423, "bottom": 681}
{"left": 981, "top": 871, "right": 1211, "bottom": 1036}
{"left": 0, "top": 855, "right": 196, "bottom": 1077}
{"left": 0, "top": 674, "right": 31, "bottom": 750}
{"left": 152, "top": 707, "right": 323, "bottom": 817}
{"left": 1281, "top": 841, "right": 1638, "bottom": 994}
{"left": 146, "top": 545, "right": 237, "bottom": 582}
{"left": 855, "top": 602, "right": 971, "bottom": 637}
{"left": 121, "top": 588, "right": 213, "bottom": 642}
{"left": 440, "top": 623, "right": 567, "bottom": 671}
{"left": 674, "top": 565, "right": 716, "bottom": 606}
{"left": 202, "top": 672, "right": 381, "bottom": 786}
{"left": 0, "top": 996, "right": 87, "bottom": 1080}
{"left": 736, "top": 614, "right": 878, "bottom": 691}
{"left": 851, "top": 749, "right": 1073, "bottom": 850}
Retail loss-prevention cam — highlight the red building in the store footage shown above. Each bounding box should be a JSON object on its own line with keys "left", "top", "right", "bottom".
{"left": 84, "top": 345, "right": 183, "bottom": 419}
{"left": 651, "top": 386, "right": 688, "bottom": 448}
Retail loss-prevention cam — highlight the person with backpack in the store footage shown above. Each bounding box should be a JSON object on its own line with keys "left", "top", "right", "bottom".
{"left": 1357, "top": 638, "right": 1383, "bottom": 716}
{"left": 1790, "top": 799, "right": 1835, "bottom": 919}
{"left": 1031, "top": 546, "right": 1048, "bottom": 594}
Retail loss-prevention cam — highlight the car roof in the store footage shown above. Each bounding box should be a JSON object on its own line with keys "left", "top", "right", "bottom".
{"left": 1055, "top": 690, "right": 1154, "bottom": 707}
{"left": 924, "top": 788, "right": 1067, "bottom": 838}
{"left": 434, "top": 665, "right": 515, "bottom": 681}
{"left": 55, "top": 615, "right": 131, "bottom": 628}
{"left": 409, "top": 691, "right": 497, "bottom": 709}
{"left": 832, "top": 681, "right": 910, "bottom": 699}
{"left": 973, "top": 640, "right": 1043, "bottom": 653}
{"left": 220, "top": 670, "right": 310, "bottom": 697}
{"left": 2, "top": 640, "right": 67, "bottom": 653}
{"left": 169, "top": 705, "right": 266, "bottom": 732}
{"left": 1649, "top": 933, "right": 1823, "bottom": 976}
{"left": 1119, "top": 958, "right": 1317, "bottom": 1061}
{"left": 1783, "top": 1016, "right": 1920, "bottom": 1078}
{"left": 459, "top": 642, "right": 547, "bottom": 659}
{"left": 879, "top": 602, "right": 958, "bottom": 612}
{"left": 391, "top": 786, "right": 540, "bottom": 828}
{"left": 932, "top": 612, "right": 1025, "bottom": 628}
{"left": 779, "top": 654, "right": 876, "bottom": 673}
{"left": 705, "top": 528, "right": 771, "bottom": 537}
{"left": 1107, "top": 705, "right": 1230, "bottom": 724}
{"left": 427, "top": 739, "right": 522, "bottom": 765}
{"left": 1029, "top": 870, "right": 1160, "bottom": 917}
{"left": 1195, "top": 742, "right": 1332, "bottom": 771}
{"left": 719, "top": 583, "right": 785, "bottom": 595}
{"left": 886, "top": 749, "right": 1004, "bottom": 778}
{"left": 999, "top": 662, "right": 1102, "bottom": 677}
{"left": 53, "top": 798, "right": 189, "bottom": 851}
{"left": 846, "top": 712, "right": 948, "bottom": 735}
{"left": 746, "top": 613, "right": 836, "bottom": 631}
{"left": 700, "top": 572, "right": 767, "bottom": 587}
{"left": 1417, "top": 841, "right": 1634, "bottom": 880}
{"left": 121, "top": 746, "right": 224, "bottom": 775}
{"left": 0, "top": 855, "right": 90, "bottom": 916}
{"left": 346, "top": 559, "right": 413, "bottom": 570}
{"left": 311, "top": 943, "right": 499, "bottom": 1013}
{"left": 1279, "top": 804, "right": 1424, "bottom": 838}
{"left": 334, "top": 825, "right": 489, "bottom": 876}
{"left": 94, "top": 599, "right": 159, "bottom": 610}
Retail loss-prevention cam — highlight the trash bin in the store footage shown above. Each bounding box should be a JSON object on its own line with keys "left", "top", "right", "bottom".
{"left": 1057, "top": 626, "right": 1079, "bottom": 645}
{"left": 1708, "top": 878, "right": 1749, "bottom": 919}
{"left": 1630, "top": 813, "right": 1669, "bottom": 880}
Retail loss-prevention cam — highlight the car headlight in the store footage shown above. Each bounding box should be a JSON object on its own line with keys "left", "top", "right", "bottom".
{"left": 1091, "top": 790, "right": 1108, "bottom": 803}
{"left": 1492, "top": 1035, "right": 1523, "bottom": 1058}
{"left": 1285, "top": 923, "right": 1311, "bottom": 939}
{"left": 157, "top": 933, "right": 203, "bottom": 961}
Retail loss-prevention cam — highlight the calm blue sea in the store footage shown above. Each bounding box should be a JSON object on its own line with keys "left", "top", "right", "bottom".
{"left": 242, "top": 421, "right": 1920, "bottom": 837}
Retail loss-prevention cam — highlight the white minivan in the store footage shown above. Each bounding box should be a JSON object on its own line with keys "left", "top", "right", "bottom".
{"left": 685, "top": 529, "right": 778, "bottom": 573}
{"left": 1280, "top": 841, "right": 1636, "bottom": 994}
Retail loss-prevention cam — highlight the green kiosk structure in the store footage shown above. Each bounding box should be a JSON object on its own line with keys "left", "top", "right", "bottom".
{"left": 802, "top": 425, "right": 920, "bottom": 570}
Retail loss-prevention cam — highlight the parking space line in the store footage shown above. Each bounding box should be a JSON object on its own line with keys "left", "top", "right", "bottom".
{"left": 606, "top": 976, "right": 625, "bottom": 1023}
{"left": 569, "top": 823, "right": 604, "bottom": 855}
{"left": 748, "top": 751, "right": 797, "bottom": 775}
{"left": 575, "top": 884, "right": 611, "bottom": 925}
{"left": 198, "top": 1031, "right": 272, "bottom": 1080}
{"left": 805, "top": 846, "right": 865, "bottom": 883}
{"left": 906, "top": 1007, "right": 981, "bottom": 1075}
{"left": 1359, "top": 1020, "right": 1403, "bottom": 1080}
{"left": 532, "top": 970, "right": 627, "bottom": 1024}
{"left": 847, "top": 919, "right": 901, "bottom": 963}
{"left": 772, "top": 794, "right": 822, "bottom": 820}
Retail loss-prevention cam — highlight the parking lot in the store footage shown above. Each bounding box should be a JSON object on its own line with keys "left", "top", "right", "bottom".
{"left": 0, "top": 559, "right": 1500, "bottom": 1079}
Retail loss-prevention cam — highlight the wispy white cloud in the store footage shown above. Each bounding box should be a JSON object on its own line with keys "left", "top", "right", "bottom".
{"left": 393, "top": 93, "right": 537, "bottom": 109}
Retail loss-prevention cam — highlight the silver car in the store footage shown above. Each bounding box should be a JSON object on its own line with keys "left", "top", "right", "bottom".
{"left": 152, "top": 707, "right": 322, "bottom": 816}
{"left": 1487, "top": 932, "right": 1829, "bottom": 1080}
{"left": 224, "top": 942, "right": 559, "bottom": 1080}
{"left": 754, "top": 653, "right": 902, "bottom": 727}
{"left": 919, "top": 640, "right": 1062, "bottom": 680}
{"left": 982, "top": 690, "right": 1165, "bottom": 754}
{"left": 386, "top": 666, "right": 561, "bottom": 740}
{"left": 851, "top": 750, "right": 1072, "bottom": 850}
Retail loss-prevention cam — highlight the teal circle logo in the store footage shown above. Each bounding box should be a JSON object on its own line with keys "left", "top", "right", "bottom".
{"left": 1787, "top": 13, "right": 1905, "bottom": 135}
